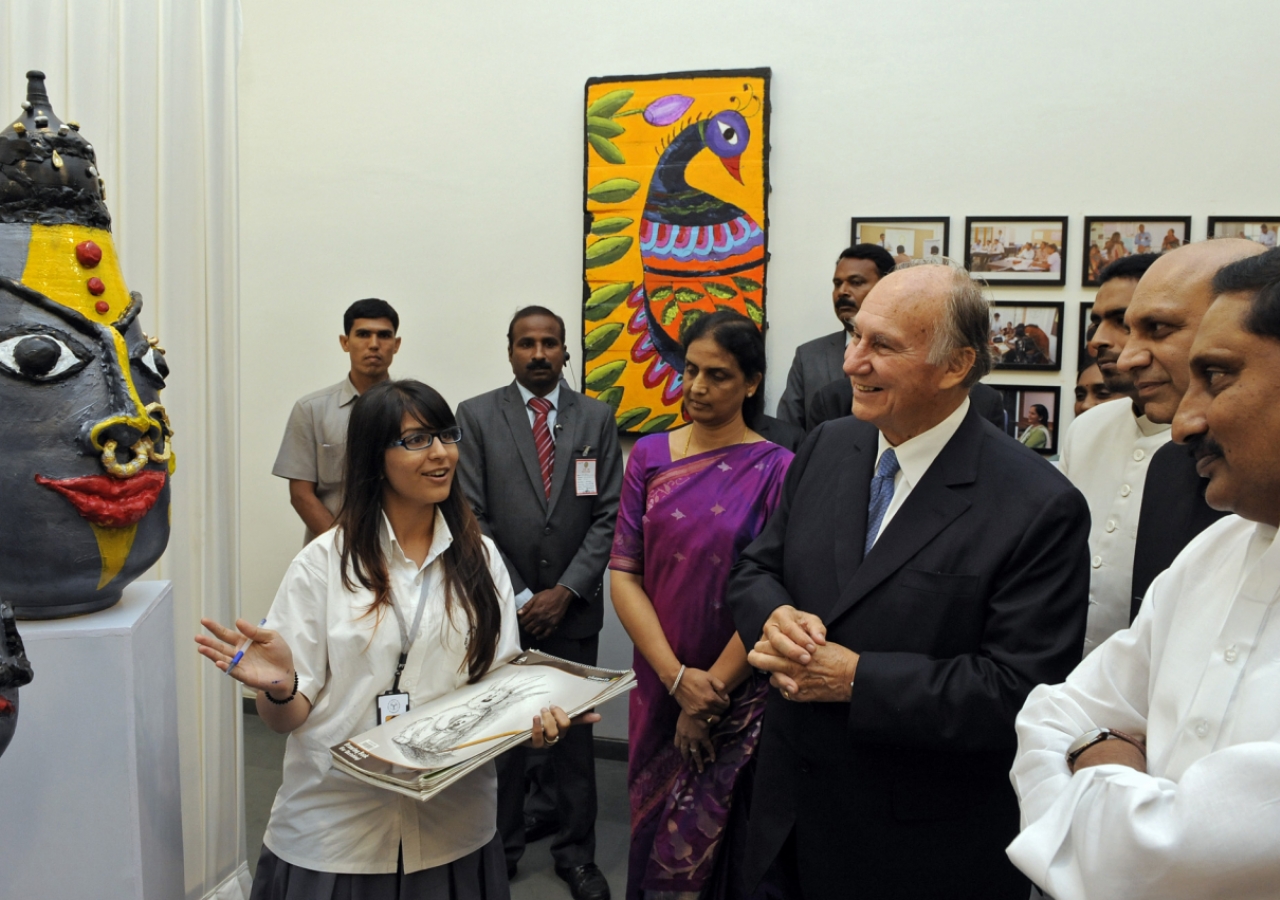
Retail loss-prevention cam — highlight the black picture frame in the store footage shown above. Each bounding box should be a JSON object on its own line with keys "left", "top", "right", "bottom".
{"left": 1207, "top": 216, "right": 1280, "bottom": 247}
{"left": 850, "top": 217, "right": 950, "bottom": 262}
{"left": 987, "top": 384, "right": 1061, "bottom": 455}
{"left": 1082, "top": 216, "right": 1191, "bottom": 286}
{"left": 963, "top": 216, "right": 1068, "bottom": 286}
{"left": 989, "top": 301, "right": 1064, "bottom": 371}
{"left": 1079, "top": 300, "right": 1095, "bottom": 372}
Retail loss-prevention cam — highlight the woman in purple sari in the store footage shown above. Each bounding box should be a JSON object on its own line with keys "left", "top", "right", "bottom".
{"left": 610, "top": 312, "right": 792, "bottom": 900}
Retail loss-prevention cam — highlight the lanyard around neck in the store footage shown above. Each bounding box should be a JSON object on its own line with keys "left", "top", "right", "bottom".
{"left": 387, "top": 571, "right": 432, "bottom": 694}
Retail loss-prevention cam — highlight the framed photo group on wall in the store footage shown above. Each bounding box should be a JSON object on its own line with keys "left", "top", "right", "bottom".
{"left": 1082, "top": 216, "right": 1190, "bottom": 286}
{"left": 990, "top": 385, "right": 1061, "bottom": 455}
{"left": 989, "top": 301, "right": 1063, "bottom": 371}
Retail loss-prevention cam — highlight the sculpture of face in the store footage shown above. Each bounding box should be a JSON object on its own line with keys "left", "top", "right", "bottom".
{"left": 0, "top": 72, "right": 172, "bottom": 618}
{"left": 0, "top": 603, "right": 33, "bottom": 757}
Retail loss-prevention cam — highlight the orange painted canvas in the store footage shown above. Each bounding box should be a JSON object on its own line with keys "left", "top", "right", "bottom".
{"left": 581, "top": 68, "right": 771, "bottom": 434}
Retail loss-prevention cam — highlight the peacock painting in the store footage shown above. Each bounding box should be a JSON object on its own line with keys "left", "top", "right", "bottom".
{"left": 582, "top": 69, "right": 771, "bottom": 434}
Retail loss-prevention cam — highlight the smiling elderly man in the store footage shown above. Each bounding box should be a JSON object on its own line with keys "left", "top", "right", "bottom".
{"left": 727, "top": 260, "right": 1090, "bottom": 899}
{"left": 1008, "top": 246, "right": 1280, "bottom": 900}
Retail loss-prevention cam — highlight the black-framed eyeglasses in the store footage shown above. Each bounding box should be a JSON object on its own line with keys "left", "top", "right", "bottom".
{"left": 388, "top": 426, "right": 463, "bottom": 451}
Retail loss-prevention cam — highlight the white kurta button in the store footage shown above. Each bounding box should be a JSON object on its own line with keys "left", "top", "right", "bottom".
{"left": 1120, "top": 484, "right": 1132, "bottom": 497}
{"left": 1224, "top": 645, "right": 1239, "bottom": 663}
{"left": 1092, "top": 556, "right": 1103, "bottom": 568}
{"left": 1105, "top": 520, "right": 1117, "bottom": 533}
{"left": 1194, "top": 720, "right": 1209, "bottom": 738}
{"left": 1133, "top": 449, "right": 1145, "bottom": 461}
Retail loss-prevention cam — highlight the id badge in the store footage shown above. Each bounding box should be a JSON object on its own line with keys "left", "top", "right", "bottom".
{"left": 376, "top": 691, "right": 411, "bottom": 725}
{"left": 575, "top": 458, "right": 598, "bottom": 496}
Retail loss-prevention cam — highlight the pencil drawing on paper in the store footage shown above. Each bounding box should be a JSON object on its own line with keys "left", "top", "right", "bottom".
{"left": 393, "top": 674, "right": 550, "bottom": 765}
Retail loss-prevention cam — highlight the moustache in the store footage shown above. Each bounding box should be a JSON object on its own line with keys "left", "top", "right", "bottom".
{"left": 1188, "top": 433, "right": 1225, "bottom": 464}
{"left": 525, "top": 360, "right": 553, "bottom": 371}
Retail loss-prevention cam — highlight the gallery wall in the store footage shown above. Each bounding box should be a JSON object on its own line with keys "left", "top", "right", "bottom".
{"left": 238, "top": 0, "right": 1280, "bottom": 737}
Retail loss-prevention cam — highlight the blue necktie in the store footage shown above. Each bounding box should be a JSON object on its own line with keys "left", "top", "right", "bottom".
{"left": 864, "top": 448, "right": 900, "bottom": 555}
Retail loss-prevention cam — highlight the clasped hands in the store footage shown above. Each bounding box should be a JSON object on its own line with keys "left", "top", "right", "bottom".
{"left": 518, "top": 584, "right": 574, "bottom": 640}
{"left": 747, "top": 605, "right": 858, "bottom": 703}
{"left": 668, "top": 666, "right": 730, "bottom": 773}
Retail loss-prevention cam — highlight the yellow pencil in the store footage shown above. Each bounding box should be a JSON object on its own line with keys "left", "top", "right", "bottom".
{"left": 448, "top": 729, "right": 524, "bottom": 751}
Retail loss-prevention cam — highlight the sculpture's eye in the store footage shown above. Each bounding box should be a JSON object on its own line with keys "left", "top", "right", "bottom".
{"left": 132, "top": 347, "right": 169, "bottom": 385}
{"left": 0, "top": 330, "right": 90, "bottom": 382}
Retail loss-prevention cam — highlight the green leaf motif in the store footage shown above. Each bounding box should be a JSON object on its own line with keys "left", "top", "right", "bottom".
{"left": 674, "top": 287, "right": 703, "bottom": 304}
{"left": 745, "top": 299, "right": 765, "bottom": 326}
{"left": 660, "top": 299, "right": 679, "bottom": 326}
{"left": 585, "top": 359, "right": 627, "bottom": 391}
{"left": 703, "top": 282, "right": 738, "bottom": 300}
{"left": 587, "top": 89, "right": 634, "bottom": 119}
{"left": 614, "top": 109, "right": 643, "bottom": 117}
{"left": 588, "top": 133, "right": 626, "bottom": 165}
{"left": 678, "top": 309, "right": 705, "bottom": 341}
{"left": 583, "top": 323, "right": 624, "bottom": 361}
{"left": 585, "top": 235, "right": 633, "bottom": 269}
{"left": 731, "top": 276, "right": 763, "bottom": 293}
{"left": 597, "top": 386, "right": 624, "bottom": 412}
{"left": 638, "top": 414, "right": 679, "bottom": 434}
{"left": 649, "top": 286, "right": 673, "bottom": 303}
{"left": 587, "top": 178, "right": 641, "bottom": 205}
{"left": 714, "top": 304, "right": 738, "bottom": 316}
{"left": 615, "top": 407, "right": 650, "bottom": 431}
{"left": 590, "top": 216, "right": 634, "bottom": 236}
{"left": 584, "top": 281, "right": 633, "bottom": 320}
{"left": 586, "top": 116, "right": 625, "bottom": 138}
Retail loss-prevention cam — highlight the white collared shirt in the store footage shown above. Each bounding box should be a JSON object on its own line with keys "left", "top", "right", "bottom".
{"left": 868, "top": 397, "right": 971, "bottom": 548}
{"left": 516, "top": 381, "right": 561, "bottom": 432}
{"left": 262, "top": 509, "right": 521, "bottom": 874}
{"left": 1008, "top": 515, "right": 1280, "bottom": 899}
{"left": 1058, "top": 400, "right": 1171, "bottom": 655}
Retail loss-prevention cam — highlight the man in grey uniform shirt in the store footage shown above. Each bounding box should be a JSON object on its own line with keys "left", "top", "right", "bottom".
{"left": 272, "top": 298, "right": 401, "bottom": 543}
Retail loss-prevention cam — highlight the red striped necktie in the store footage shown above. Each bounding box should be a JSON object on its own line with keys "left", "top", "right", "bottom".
{"left": 528, "top": 397, "right": 555, "bottom": 499}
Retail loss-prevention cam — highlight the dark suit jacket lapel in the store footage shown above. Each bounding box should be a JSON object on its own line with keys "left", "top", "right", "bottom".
{"left": 826, "top": 409, "right": 982, "bottom": 625}
{"left": 499, "top": 382, "right": 549, "bottom": 513}
{"left": 546, "top": 389, "right": 577, "bottom": 518}
{"left": 823, "top": 331, "right": 847, "bottom": 384}
{"left": 832, "top": 428, "right": 874, "bottom": 598}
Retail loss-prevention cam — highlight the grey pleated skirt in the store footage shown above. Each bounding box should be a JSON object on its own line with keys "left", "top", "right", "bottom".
{"left": 249, "top": 833, "right": 510, "bottom": 900}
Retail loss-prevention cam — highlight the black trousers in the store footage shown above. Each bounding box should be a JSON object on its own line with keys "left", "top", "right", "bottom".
{"left": 495, "top": 631, "right": 599, "bottom": 869}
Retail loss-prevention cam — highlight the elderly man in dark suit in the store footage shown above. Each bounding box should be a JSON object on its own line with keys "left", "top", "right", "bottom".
{"left": 775, "top": 244, "right": 896, "bottom": 430}
{"left": 455, "top": 306, "right": 622, "bottom": 900}
{"left": 727, "top": 261, "right": 1090, "bottom": 899}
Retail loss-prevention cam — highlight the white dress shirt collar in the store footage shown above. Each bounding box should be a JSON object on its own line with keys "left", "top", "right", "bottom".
{"left": 867, "top": 396, "right": 970, "bottom": 548}
{"left": 380, "top": 507, "right": 453, "bottom": 575}
{"left": 875, "top": 395, "right": 971, "bottom": 489}
{"left": 516, "top": 380, "right": 560, "bottom": 410}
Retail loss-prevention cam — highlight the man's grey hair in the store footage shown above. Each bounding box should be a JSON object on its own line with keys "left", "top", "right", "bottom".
{"left": 894, "top": 257, "right": 994, "bottom": 387}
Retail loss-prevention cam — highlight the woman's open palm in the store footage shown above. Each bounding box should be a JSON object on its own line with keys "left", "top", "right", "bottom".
{"left": 196, "top": 618, "right": 295, "bottom": 693}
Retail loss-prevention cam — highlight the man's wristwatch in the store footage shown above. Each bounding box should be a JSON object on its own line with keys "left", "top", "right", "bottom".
{"left": 1065, "top": 727, "right": 1145, "bottom": 770}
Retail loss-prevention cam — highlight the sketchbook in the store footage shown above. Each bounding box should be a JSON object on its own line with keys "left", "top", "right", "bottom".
{"left": 329, "top": 650, "right": 635, "bottom": 800}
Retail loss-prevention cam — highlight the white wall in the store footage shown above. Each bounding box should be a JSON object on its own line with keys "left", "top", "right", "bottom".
{"left": 239, "top": 0, "right": 1280, "bottom": 737}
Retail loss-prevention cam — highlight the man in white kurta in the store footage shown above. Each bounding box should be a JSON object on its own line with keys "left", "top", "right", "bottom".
{"left": 1008, "top": 247, "right": 1280, "bottom": 899}
{"left": 1061, "top": 254, "right": 1167, "bottom": 654}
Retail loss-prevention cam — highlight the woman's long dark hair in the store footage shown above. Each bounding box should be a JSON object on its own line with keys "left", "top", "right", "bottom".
{"left": 335, "top": 380, "right": 502, "bottom": 682}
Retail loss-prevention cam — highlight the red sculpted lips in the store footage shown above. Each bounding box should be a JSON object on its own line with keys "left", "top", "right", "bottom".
{"left": 34, "top": 471, "right": 167, "bottom": 527}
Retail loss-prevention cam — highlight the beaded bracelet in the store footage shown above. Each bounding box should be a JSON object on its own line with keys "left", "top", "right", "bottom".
{"left": 667, "top": 664, "right": 686, "bottom": 696}
{"left": 264, "top": 670, "right": 298, "bottom": 705}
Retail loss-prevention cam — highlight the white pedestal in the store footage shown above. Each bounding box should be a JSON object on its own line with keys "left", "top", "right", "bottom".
{"left": 0, "top": 581, "right": 185, "bottom": 900}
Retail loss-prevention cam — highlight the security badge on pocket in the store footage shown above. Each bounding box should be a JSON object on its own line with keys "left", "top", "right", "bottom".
{"left": 376, "top": 690, "right": 410, "bottom": 725}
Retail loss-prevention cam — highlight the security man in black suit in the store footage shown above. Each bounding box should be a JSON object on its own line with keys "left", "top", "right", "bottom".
{"left": 728, "top": 261, "right": 1090, "bottom": 899}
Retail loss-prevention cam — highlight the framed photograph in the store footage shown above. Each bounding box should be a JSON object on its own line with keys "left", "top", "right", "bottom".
{"left": 964, "top": 216, "right": 1067, "bottom": 286}
{"left": 851, "top": 217, "right": 950, "bottom": 263}
{"left": 989, "top": 301, "right": 1063, "bottom": 371}
{"left": 1207, "top": 216, "right": 1280, "bottom": 248}
{"left": 1079, "top": 301, "right": 1095, "bottom": 371}
{"left": 987, "top": 384, "right": 1061, "bottom": 455}
{"left": 1082, "top": 216, "right": 1190, "bottom": 286}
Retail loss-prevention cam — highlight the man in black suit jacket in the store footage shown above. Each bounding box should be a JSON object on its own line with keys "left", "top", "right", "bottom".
{"left": 728, "top": 262, "right": 1090, "bottom": 899}
{"left": 1114, "top": 240, "right": 1263, "bottom": 623}
{"left": 775, "top": 244, "right": 896, "bottom": 429}
{"left": 455, "top": 306, "right": 621, "bottom": 900}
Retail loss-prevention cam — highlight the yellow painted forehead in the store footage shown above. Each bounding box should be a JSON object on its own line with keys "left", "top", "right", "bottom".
{"left": 21, "top": 224, "right": 130, "bottom": 327}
